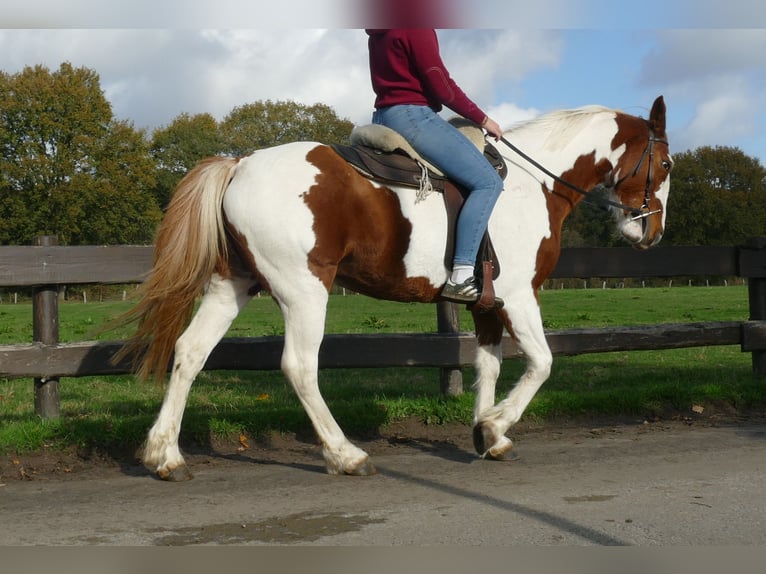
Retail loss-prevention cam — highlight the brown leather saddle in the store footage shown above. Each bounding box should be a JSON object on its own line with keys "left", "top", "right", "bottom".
{"left": 329, "top": 140, "right": 507, "bottom": 311}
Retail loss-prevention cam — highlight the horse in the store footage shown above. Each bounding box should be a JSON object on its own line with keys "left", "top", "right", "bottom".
{"left": 117, "top": 96, "right": 671, "bottom": 480}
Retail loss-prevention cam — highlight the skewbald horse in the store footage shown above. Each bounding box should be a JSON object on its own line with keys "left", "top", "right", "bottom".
{"left": 118, "top": 96, "right": 671, "bottom": 480}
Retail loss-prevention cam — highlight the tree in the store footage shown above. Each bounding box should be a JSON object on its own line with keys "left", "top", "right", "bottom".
{"left": 219, "top": 99, "right": 353, "bottom": 156}
{"left": 663, "top": 146, "right": 766, "bottom": 246}
{"left": 79, "top": 121, "right": 162, "bottom": 244}
{"left": 150, "top": 112, "right": 222, "bottom": 209}
{"left": 0, "top": 62, "right": 161, "bottom": 245}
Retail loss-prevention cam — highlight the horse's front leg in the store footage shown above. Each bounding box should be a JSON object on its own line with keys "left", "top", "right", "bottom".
{"left": 472, "top": 298, "right": 552, "bottom": 459}
{"left": 143, "top": 275, "right": 252, "bottom": 480}
{"left": 471, "top": 309, "right": 513, "bottom": 459}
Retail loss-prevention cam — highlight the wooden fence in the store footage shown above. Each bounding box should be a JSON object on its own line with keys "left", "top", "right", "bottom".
{"left": 1, "top": 235, "right": 765, "bottom": 418}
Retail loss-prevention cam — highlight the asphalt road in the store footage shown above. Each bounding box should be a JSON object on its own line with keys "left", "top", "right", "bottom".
{"left": 1, "top": 418, "right": 765, "bottom": 546}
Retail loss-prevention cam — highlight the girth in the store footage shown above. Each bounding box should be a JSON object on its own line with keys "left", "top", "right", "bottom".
{"left": 329, "top": 142, "right": 505, "bottom": 283}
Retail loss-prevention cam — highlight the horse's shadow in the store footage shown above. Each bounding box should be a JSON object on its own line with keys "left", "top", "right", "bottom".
{"left": 380, "top": 435, "right": 478, "bottom": 465}
{"left": 181, "top": 430, "right": 480, "bottom": 478}
{"left": 214, "top": 451, "right": 326, "bottom": 475}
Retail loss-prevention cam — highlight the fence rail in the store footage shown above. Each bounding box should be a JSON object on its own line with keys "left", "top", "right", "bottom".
{"left": 2, "top": 242, "right": 765, "bottom": 287}
{"left": 2, "top": 321, "right": 762, "bottom": 378}
{"left": 2, "top": 237, "right": 765, "bottom": 418}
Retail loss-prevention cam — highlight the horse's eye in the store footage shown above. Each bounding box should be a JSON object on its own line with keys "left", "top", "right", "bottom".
{"left": 662, "top": 160, "right": 672, "bottom": 171}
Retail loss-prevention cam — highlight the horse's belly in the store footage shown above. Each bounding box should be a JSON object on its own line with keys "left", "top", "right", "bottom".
{"left": 331, "top": 187, "right": 450, "bottom": 301}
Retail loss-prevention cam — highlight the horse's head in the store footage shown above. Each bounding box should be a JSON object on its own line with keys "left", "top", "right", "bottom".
{"left": 607, "top": 96, "right": 672, "bottom": 249}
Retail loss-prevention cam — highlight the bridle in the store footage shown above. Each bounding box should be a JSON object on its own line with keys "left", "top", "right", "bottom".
{"left": 497, "top": 130, "right": 668, "bottom": 221}
{"left": 611, "top": 133, "right": 668, "bottom": 220}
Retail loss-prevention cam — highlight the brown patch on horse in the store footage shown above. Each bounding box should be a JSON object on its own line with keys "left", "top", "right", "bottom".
{"left": 304, "top": 145, "right": 441, "bottom": 301}
{"left": 222, "top": 214, "right": 269, "bottom": 295}
{"left": 534, "top": 152, "right": 613, "bottom": 291}
{"left": 472, "top": 308, "right": 505, "bottom": 346}
{"left": 610, "top": 115, "right": 653, "bottom": 203}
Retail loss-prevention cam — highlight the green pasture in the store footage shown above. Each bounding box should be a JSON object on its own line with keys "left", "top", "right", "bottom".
{"left": 0, "top": 285, "right": 763, "bottom": 455}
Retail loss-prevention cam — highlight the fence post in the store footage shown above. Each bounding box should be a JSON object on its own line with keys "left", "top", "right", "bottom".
{"left": 744, "top": 237, "right": 766, "bottom": 378}
{"left": 436, "top": 301, "right": 463, "bottom": 396}
{"left": 32, "top": 235, "right": 61, "bottom": 418}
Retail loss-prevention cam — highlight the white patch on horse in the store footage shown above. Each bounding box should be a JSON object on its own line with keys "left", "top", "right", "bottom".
{"left": 388, "top": 184, "right": 451, "bottom": 286}
{"left": 489, "top": 179, "right": 551, "bottom": 293}
{"left": 655, "top": 171, "right": 671, "bottom": 231}
{"left": 224, "top": 142, "right": 325, "bottom": 292}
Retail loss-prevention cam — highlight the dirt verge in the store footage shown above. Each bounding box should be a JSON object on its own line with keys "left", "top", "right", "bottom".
{"left": 3, "top": 405, "right": 764, "bottom": 484}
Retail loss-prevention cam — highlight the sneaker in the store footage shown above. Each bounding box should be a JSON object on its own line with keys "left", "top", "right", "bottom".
{"left": 440, "top": 276, "right": 480, "bottom": 303}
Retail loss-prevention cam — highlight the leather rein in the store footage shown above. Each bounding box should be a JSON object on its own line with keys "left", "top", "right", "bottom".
{"left": 497, "top": 130, "right": 668, "bottom": 221}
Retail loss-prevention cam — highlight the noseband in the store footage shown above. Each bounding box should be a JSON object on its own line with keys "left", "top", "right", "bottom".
{"left": 498, "top": 130, "right": 667, "bottom": 221}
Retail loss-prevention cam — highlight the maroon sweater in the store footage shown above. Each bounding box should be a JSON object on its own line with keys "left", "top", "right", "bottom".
{"left": 366, "top": 29, "right": 487, "bottom": 126}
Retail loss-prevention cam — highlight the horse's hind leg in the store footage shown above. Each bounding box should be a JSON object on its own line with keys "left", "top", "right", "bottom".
{"left": 143, "top": 274, "right": 253, "bottom": 480}
{"left": 277, "top": 286, "right": 375, "bottom": 476}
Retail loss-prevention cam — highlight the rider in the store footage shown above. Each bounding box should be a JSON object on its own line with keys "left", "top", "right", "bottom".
{"left": 366, "top": 29, "right": 504, "bottom": 304}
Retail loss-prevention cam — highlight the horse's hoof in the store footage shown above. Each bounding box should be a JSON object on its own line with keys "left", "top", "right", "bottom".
{"left": 473, "top": 423, "right": 494, "bottom": 456}
{"left": 156, "top": 464, "right": 194, "bottom": 482}
{"left": 345, "top": 458, "right": 377, "bottom": 476}
{"left": 486, "top": 437, "right": 514, "bottom": 460}
{"left": 473, "top": 423, "right": 513, "bottom": 460}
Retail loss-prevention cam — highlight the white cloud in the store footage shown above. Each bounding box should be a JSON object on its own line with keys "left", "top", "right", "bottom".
{"left": 487, "top": 102, "right": 541, "bottom": 131}
{"left": 444, "top": 30, "right": 561, "bottom": 85}
{"left": 0, "top": 0, "right": 353, "bottom": 28}
{"left": 197, "top": 30, "right": 372, "bottom": 126}
{"left": 675, "top": 79, "right": 761, "bottom": 152}
{"left": 636, "top": 29, "right": 766, "bottom": 159}
{"left": 1, "top": 25, "right": 764, "bottom": 164}
{"left": 639, "top": 30, "right": 766, "bottom": 86}
{"left": 434, "top": 29, "right": 560, "bottom": 128}
{"left": 3, "top": 0, "right": 766, "bottom": 29}
{"left": 0, "top": 29, "right": 370, "bottom": 129}
{"left": 0, "top": 28, "right": 558, "bottom": 131}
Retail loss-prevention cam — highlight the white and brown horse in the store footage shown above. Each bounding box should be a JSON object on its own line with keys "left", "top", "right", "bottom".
{"left": 119, "top": 96, "right": 671, "bottom": 480}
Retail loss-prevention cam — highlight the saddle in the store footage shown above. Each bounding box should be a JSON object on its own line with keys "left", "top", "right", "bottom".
{"left": 330, "top": 121, "right": 507, "bottom": 311}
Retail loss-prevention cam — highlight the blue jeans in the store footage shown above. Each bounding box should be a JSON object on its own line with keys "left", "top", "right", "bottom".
{"left": 372, "top": 105, "right": 503, "bottom": 268}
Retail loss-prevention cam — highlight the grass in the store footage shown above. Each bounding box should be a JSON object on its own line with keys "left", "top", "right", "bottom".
{"left": 0, "top": 285, "right": 763, "bottom": 456}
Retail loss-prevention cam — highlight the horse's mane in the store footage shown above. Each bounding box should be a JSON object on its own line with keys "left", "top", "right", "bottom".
{"left": 507, "top": 105, "right": 617, "bottom": 151}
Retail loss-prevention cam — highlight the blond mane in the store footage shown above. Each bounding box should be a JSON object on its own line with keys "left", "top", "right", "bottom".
{"left": 508, "top": 105, "right": 617, "bottom": 151}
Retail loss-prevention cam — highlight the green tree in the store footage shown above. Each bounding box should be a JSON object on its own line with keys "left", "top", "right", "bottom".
{"left": 664, "top": 146, "right": 766, "bottom": 246}
{"left": 0, "top": 62, "right": 161, "bottom": 245}
{"left": 79, "top": 121, "right": 162, "bottom": 244}
{"left": 150, "top": 112, "right": 222, "bottom": 209}
{"left": 219, "top": 99, "right": 353, "bottom": 156}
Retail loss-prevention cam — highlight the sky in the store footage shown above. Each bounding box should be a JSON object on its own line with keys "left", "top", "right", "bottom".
{"left": 1, "top": 0, "right": 765, "bottom": 165}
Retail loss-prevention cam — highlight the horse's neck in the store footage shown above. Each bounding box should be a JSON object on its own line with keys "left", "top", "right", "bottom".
{"left": 507, "top": 113, "right": 614, "bottom": 193}
{"left": 504, "top": 114, "right": 614, "bottom": 230}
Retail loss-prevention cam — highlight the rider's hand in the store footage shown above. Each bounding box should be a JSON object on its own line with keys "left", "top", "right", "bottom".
{"left": 481, "top": 117, "right": 503, "bottom": 141}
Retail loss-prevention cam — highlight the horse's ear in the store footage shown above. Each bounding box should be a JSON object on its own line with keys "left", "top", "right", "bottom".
{"left": 649, "top": 95, "right": 666, "bottom": 134}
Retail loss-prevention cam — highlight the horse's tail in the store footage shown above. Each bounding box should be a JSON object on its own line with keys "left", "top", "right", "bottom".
{"left": 114, "top": 156, "right": 239, "bottom": 383}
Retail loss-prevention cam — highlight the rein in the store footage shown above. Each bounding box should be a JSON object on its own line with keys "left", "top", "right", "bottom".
{"left": 497, "top": 132, "right": 667, "bottom": 221}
